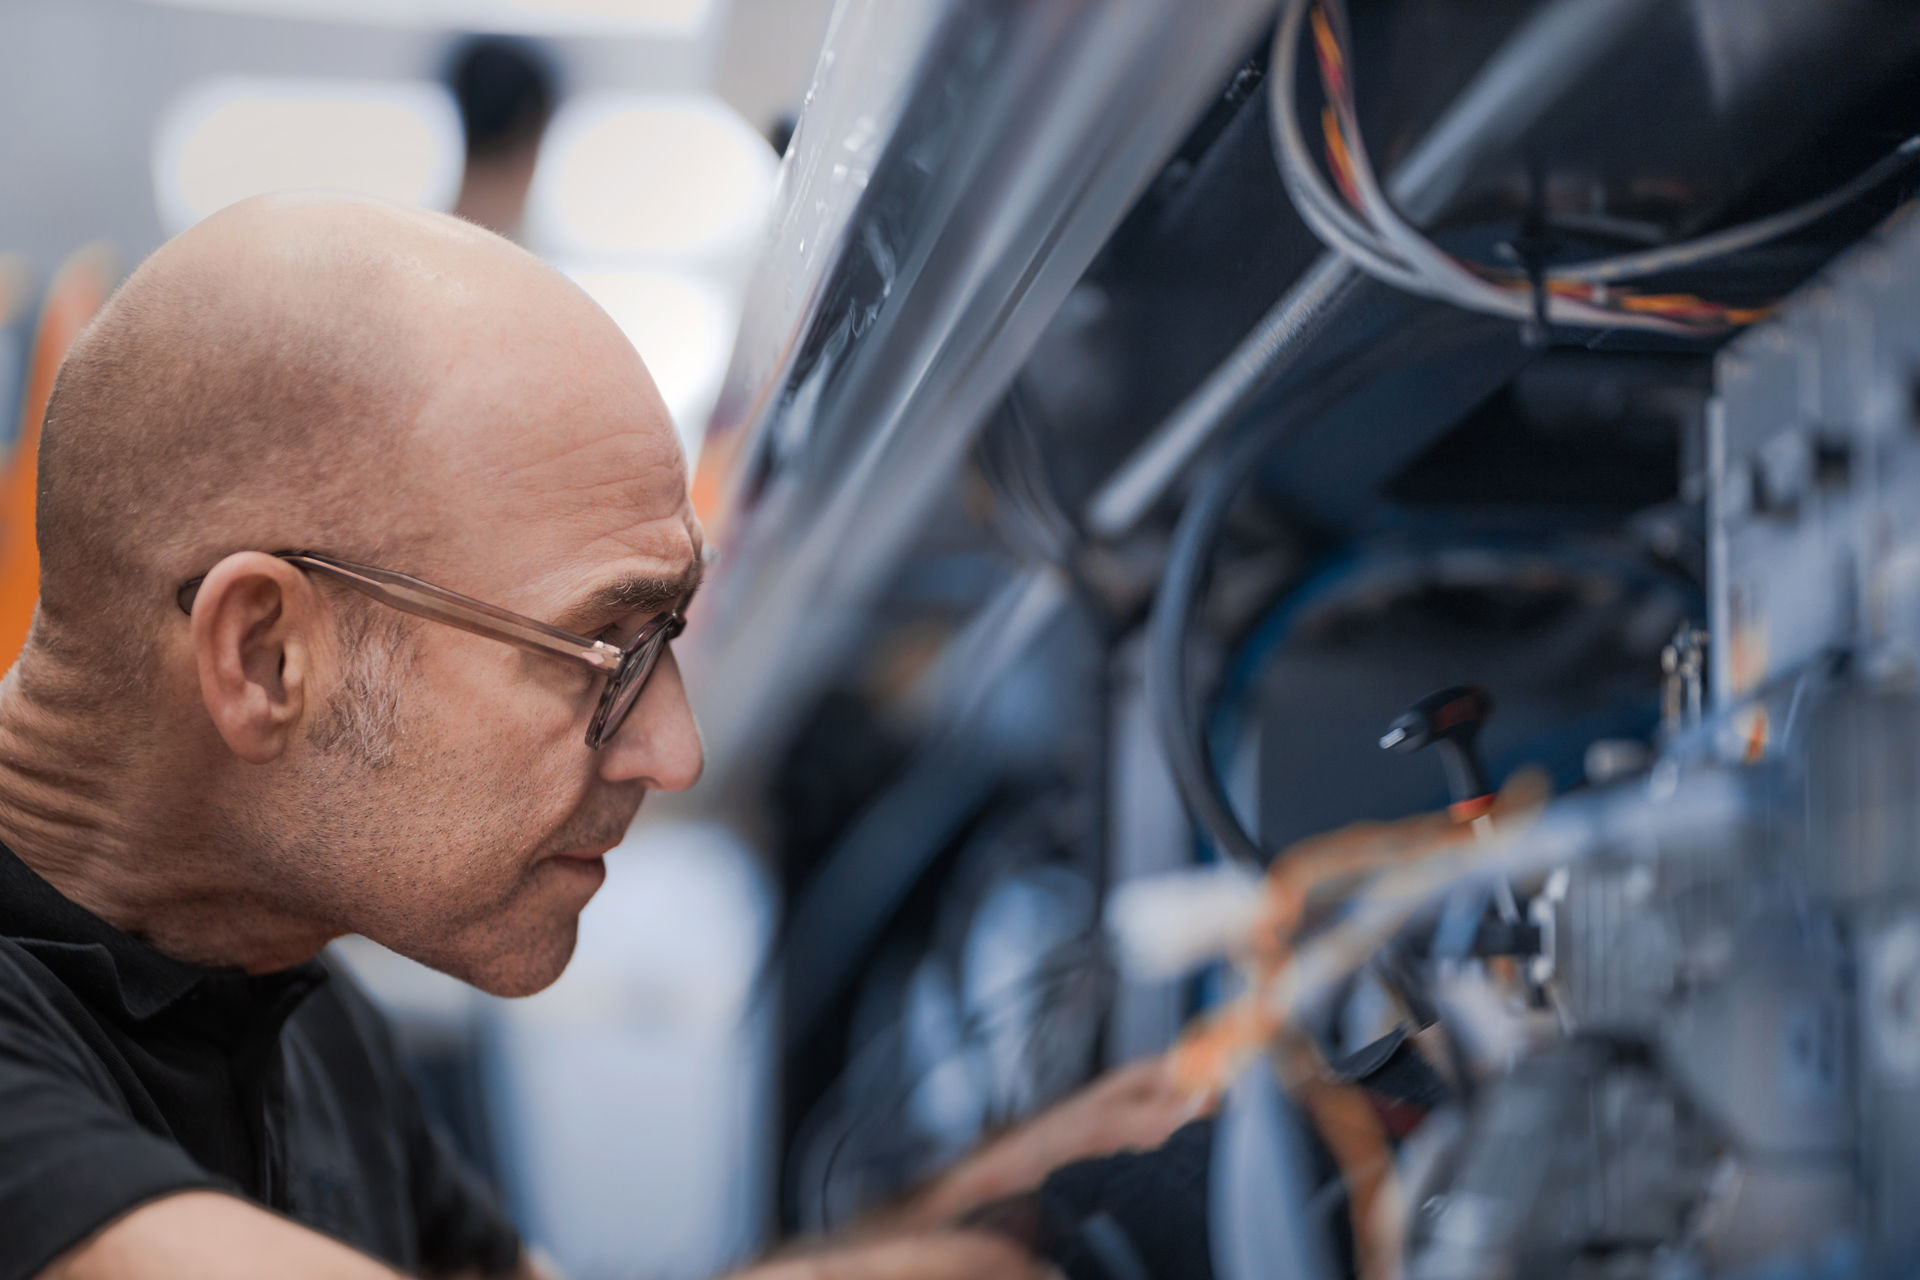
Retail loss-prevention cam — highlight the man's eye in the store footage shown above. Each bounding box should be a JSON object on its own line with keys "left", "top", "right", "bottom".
{"left": 596, "top": 618, "right": 637, "bottom": 645}
{"left": 595, "top": 605, "right": 683, "bottom": 647}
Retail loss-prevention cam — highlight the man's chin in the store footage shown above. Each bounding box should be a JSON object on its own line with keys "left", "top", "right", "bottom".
{"left": 467, "top": 955, "right": 574, "bottom": 998}
{"left": 379, "top": 855, "right": 607, "bottom": 996}
{"left": 444, "top": 919, "right": 582, "bottom": 997}
{"left": 408, "top": 899, "right": 589, "bottom": 998}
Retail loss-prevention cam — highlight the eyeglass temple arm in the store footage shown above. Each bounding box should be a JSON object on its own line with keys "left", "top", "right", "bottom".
{"left": 179, "top": 553, "right": 625, "bottom": 675}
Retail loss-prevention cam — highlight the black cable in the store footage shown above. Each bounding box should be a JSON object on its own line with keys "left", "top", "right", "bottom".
{"left": 805, "top": 948, "right": 1110, "bottom": 1230}
{"left": 791, "top": 932, "right": 1116, "bottom": 1230}
{"left": 1145, "top": 312, "right": 1514, "bottom": 867}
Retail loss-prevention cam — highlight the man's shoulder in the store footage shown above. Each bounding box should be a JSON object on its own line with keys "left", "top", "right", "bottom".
{"left": 0, "top": 935, "right": 127, "bottom": 1096}
{"left": 0, "top": 934, "right": 96, "bottom": 1034}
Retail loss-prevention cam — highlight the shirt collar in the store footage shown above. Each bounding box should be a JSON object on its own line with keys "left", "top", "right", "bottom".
{"left": 0, "top": 842, "right": 327, "bottom": 1024}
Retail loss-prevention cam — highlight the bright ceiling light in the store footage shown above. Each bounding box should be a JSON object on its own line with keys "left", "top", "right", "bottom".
{"left": 131, "top": 0, "right": 715, "bottom": 36}
{"left": 527, "top": 94, "right": 779, "bottom": 265}
{"left": 567, "top": 268, "right": 737, "bottom": 462}
{"left": 153, "top": 77, "right": 462, "bottom": 233}
{"left": 510, "top": 0, "right": 708, "bottom": 27}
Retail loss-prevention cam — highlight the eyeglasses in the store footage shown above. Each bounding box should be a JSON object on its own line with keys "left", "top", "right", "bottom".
{"left": 176, "top": 550, "right": 686, "bottom": 750}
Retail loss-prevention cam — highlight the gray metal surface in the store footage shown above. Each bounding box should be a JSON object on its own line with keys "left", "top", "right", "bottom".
{"left": 1408, "top": 1047, "right": 1712, "bottom": 1280}
{"left": 687, "top": 0, "right": 1272, "bottom": 793}
{"left": 1709, "top": 205, "right": 1920, "bottom": 708}
{"left": 1699, "top": 214, "right": 1920, "bottom": 1266}
{"left": 1391, "top": 187, "right": 1920, "bottom": 1280}
{"left": 1087, "top": 0, "right": 1680, "bottom": 540}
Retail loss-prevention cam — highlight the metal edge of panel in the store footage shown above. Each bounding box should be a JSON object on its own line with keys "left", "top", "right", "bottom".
{"left": 700, "top": 0, "right": 959, "bottom": 509}
{"left": 686, "top": 0, "right": 1275, "bottom": 796}
{"left": 1086, "top": 0, "right": 1672, "bottom": 541}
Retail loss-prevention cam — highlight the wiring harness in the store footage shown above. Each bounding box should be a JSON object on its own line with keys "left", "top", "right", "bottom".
{"left": 1270, "top": 0, "right": 1920, "bottom": 336}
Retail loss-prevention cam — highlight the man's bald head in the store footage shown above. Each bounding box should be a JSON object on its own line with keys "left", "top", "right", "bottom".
{"left": 34, "top": 196, "right": 554, "bottom": 668}
{"left": 2, "top": 193, "right": 703, "bottom": 994}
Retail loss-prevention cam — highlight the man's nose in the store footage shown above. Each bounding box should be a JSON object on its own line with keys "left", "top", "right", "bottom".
{"left": 597, "top": 647, "right": 704, "bottom": 791}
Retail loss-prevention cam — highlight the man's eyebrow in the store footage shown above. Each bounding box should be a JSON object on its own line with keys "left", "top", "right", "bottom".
{"left": 566, "top": 559, "right": 704, "bottom": 627}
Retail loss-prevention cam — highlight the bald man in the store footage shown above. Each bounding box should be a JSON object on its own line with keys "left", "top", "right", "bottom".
{"left": 0, "top": 196, "right": 1193, "bottom": 1280}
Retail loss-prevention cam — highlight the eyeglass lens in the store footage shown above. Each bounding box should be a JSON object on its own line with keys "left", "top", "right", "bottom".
{"left": 586, "top": 623, "right": 674, "bottom": 749}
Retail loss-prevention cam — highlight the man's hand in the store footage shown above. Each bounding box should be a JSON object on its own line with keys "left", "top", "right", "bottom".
{"left": 883, "top": 1057, "right": 1207, "bottom": 1232}
{"left": 740, "top": 1231, "right": 1048, "bottom": 1280}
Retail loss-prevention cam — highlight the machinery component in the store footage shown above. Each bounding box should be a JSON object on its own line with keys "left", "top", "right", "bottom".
{"left": 688, "top": 0, "right": 1920, "bottom": 1256}
{"left": 1406, "top": 202, "right": 1920, "bottom": 1276}
{"left": 1660, "top": 624, "right": 1709, "bottom": 737}
{"left": 1406, "top": 1046, "right": 1712, "bottom": 1280}
{"left": 1701, "top": 208, "right": 1920, "bottom": 1266}
{"left": 687, "top": 0, "right": 1272, "bottom": 793}
{"left": 1380, "top": 686, "right": 1498, "bottom": 819}
{"left": 1147, "top": 314, "right": 1512, "bottom": 868}
{"left": 1381, "top": 685, "right": 1524, "bottom": 929}
{"left": 1171, "top": 188, "right": 1920, "bottom": 1280}
{"left": 1709, "top": 204, "right": 1920, "bottom": 711}
{"left": 1269, "top": 0, "right": 1920, "bottom": 337}
{"left": 1244, "top": 538, "right": 1693, "bottom": 853}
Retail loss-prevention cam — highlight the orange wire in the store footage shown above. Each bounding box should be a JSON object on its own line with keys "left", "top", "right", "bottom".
{"left": 1321, "top": 107, "right": 1365, "bottom": 210}
{"left": 1310, "top": 5, "right": 1348, "bottom": 99}
{"left": 1307, "top": 0, "right": 1770, "bottom": 332}
{"left": 1294, "top": 1071, "right": 1402, "bottom": 1280}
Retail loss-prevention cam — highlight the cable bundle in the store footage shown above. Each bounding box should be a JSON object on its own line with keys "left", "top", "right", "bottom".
{"left": 1271, "top": 0, "right": 1920, "bottom": 336}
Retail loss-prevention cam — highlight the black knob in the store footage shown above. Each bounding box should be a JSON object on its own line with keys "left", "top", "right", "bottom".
{"left": 1380, "top": 685, "right": 1495, "bottom": 813}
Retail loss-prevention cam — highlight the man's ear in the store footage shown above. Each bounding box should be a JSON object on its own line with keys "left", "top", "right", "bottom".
{"left": 189, "top": 552, "right": 318, "bottom": 764}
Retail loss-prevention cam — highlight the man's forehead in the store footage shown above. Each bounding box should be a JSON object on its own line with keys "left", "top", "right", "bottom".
{"left": 476, "top": 478, "right": 700, "bottom": 602}
{"left": 405, "top": 247, "right": 683, "bottom": 477}
{"left": 392, "top": 252, "right": 697, "bottom": 601}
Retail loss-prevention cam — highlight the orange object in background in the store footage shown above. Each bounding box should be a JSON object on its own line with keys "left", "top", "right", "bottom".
{"left": 0, "top": 257, "right": 26, "bottom": 444}
{"left": 688, "top": 414, "right": 746, "bottom": 539}
{"left": 0, "top": 244, "right": 115, "bottom": 674}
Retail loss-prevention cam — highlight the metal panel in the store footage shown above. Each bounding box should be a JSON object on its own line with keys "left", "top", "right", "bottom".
{"left": 687, "top": 0, "right": 1272, "bottom": 793}
{"left": 1710, "top": 206, "right": 1920, "bottom": 706}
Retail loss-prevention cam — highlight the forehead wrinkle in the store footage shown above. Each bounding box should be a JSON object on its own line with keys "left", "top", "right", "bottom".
{"left": 431, "top": 418, "right": 686, "bottom": 544}
{"left": 403, "top": 423, "right": 688, "bottom": 594}
{"left": 508, "top": 501, "right": 700, "bottom": 626}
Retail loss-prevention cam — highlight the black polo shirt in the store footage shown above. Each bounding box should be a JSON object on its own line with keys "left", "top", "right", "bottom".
{"left": 0, "top": 844, "right": 523, "bottom": 1279}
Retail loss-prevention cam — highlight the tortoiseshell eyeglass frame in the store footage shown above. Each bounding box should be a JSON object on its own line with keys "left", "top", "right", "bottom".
{"left": 176, "top": 550, "right": 686, "bottom": 750}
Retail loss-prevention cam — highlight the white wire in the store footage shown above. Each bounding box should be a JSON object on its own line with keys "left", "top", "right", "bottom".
{"left": 1304, "top": 0, "right": 1704, "bottom": 335}
{"left": 1552, "top": 133, "right": 1920, "bottom": 284}
{"left": 1281, "top": 0, "right": 1920, "bottom": 329}
{"left": 1271, "top": 0, "right": 1699, "bottom": 334}
{"left": 1268, "top": 0, "right": 1429, "bottom": 292}
{"left": 1265, "top": 768, "right": 1753, "bottom": 1026}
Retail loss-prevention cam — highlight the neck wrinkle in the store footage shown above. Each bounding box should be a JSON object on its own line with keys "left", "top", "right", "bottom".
{"left": 0, "top": 648, "right": 333, "bottom": 975}
{"left": 0, "top": 649, "right": 143, "bottom": 880}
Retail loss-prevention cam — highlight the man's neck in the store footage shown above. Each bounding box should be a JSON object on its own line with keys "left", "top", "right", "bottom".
{"left": 0, "top": 656, "right": 336, "bottom": 973}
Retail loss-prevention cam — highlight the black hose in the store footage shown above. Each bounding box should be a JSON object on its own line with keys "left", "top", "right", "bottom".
{"left": 1145, "top": 313, "right": 1513, "bottom": 866}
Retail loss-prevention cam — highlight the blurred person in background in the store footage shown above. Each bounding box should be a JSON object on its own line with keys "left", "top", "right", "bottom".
{"left": 0, "top": 193, "right": 1193, "bottom": 1280}
{"left": 447, "top": 36, "right": 556, "bottom": 240}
